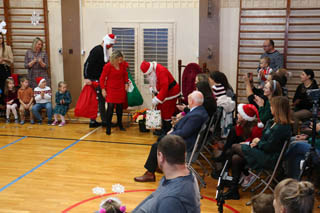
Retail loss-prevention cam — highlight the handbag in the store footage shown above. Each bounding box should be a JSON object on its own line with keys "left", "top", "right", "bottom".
{"left": 127, "top": 71, "right": 143, "bottom": 107}
{"left": 146, "top": 109, "right": 162, "bottom": 130}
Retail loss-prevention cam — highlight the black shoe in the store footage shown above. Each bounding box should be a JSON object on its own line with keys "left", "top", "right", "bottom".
{"left": 119, "top": 126, "right": 126, "bottom": 131}
{"left": 106, "top": 127, "right": 111, "bottom": 135}
{"left": 211, "top": 169, "right": 222, "bottom": 180}
{"left": 89, "top": 121, "right": 101, "bottom": 128}
{"left": 212, "top": 153, "right": 225, "bottom": 163}
{"left": 153, "top": 129, "right": 163, "bottom": 136}
{"left": 222, "top": 186, "right": 240, "bottom": 200}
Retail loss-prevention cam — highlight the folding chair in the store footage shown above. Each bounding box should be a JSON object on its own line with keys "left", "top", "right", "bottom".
{"left": 187, "top": 119, "right": 209, "bottom": 189}
{"left": 202, "top": 107, "right": 224, "bottom": 158}
{"left": 244, "top": 138, "right": 290, "bottom": 206}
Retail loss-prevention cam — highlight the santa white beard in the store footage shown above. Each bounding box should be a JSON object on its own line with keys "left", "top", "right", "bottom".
{"left": 147, "top": 71, "right": 157, "bottom": 90}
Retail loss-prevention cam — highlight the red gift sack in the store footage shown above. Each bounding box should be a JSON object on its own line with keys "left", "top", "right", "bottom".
{"left": 74, "top": 85, "right": 98, "bottom": 119}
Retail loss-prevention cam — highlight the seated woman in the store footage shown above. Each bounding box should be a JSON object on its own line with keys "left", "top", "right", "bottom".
{"left": 209, "top": 70, "right": 235, "bottom": 100}
{"left": 273, "top": 178, "right": 315, "bottom": 213}
{"left": 223, "top": 96, "right": 291, "bottom": 200}
{"left": 213, "top": 103, "right": 264, "bottom": 163}
{"left": 244, "top": 74, "right": 282, "bottom": 110}
{"left": 253, "top": 80, "right": 282, "bottom": 125}
{"left": 292, "top": 69, "right": 318, "bottom": 135}
{"left": 285, "top": 122, "right": 320, "bottom": 180}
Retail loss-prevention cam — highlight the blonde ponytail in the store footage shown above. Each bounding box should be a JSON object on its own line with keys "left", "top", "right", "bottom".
{"left": 274, "top": 178, "right": 315, "bottom": 213}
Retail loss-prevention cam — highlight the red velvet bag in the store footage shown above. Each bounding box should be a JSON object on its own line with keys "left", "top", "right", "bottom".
{"left": 74, "top": 85, "right": 98, "bottom": 119}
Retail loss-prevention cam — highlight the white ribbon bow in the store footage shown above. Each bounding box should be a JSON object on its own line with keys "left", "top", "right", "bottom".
{"left": 0, "top": 21, "right": 7, "bottom": 34}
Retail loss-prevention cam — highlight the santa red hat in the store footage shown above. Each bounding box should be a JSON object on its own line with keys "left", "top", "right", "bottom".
{"left": 103, "top": 33, "right": 116, "bottom": 62}
{"left": 36, "top": 77, "right": 46, "bottom": 86}
{"left": 237, "top": 104, "right": 264, "bottom": 128}
{"left": 140, "top": 61, "right": 156, "bottom": 75}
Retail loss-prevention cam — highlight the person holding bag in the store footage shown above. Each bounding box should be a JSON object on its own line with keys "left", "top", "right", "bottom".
{"left": 140, "top": 61, "right": 180, "bottom": 136}
{"left": 100, "top": 50, "right": 129, "bottom": 135}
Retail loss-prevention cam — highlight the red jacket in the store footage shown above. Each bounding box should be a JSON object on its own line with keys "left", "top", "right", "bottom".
{"left": 153, "top": 63, "right": 180, "bottom": 104}
{"left": 235, "top": 124, "right": 263, "bottom": 142}
{"left": 100, "top": 61, "right": 129, "bottom": 104}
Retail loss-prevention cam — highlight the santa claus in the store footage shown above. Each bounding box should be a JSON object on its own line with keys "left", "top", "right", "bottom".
{"left": 83, "top": 33, "right": 116, "bottom": 128}
{"left": 140, "top": 61, "right": 180, "bottom": 135}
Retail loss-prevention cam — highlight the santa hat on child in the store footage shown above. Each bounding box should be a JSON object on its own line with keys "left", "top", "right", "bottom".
{"left": 36, "top": 77, "right": 46, "bottom": 86}
{"left": 237, "top": 104, "right": 264, "bottom": 128}
{"left": 140, "top": 61, "right": 156, "bottom": 75}
{"left": 102, "top": 34, "right": 116, "bottom": 62}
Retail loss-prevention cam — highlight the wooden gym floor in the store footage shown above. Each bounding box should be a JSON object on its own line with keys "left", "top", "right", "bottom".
{"left": 0, "top": 118, "right": 318, "bottom": 212}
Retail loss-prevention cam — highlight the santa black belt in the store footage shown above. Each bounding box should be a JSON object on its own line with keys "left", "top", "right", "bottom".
{"left": 154, "top": 80, "right": 177, "bottom": 96}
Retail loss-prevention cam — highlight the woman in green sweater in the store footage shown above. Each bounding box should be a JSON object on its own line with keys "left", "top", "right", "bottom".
{"left": 254, "top": 80, "right": 282, "bottom": 124}
{"left": 223, "top": 96, "right": 292, "bottom": 200}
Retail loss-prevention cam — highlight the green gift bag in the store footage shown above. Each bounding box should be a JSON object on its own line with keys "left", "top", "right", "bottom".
{"left": 127, "top": 71, "right": 143, "bottom": 106}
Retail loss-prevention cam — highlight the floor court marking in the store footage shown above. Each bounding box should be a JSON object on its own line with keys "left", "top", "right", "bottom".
{"left": 0, "top": 127, "right": 101, "bottom": 193}
{"left": 0, "top": 136, "right": 27, "bottom": 150}
{"left": 0, "top": 134, "right": 152, "bottom": 146}
{"left": 62, "top": 189, "right": 240, "bottom": 213}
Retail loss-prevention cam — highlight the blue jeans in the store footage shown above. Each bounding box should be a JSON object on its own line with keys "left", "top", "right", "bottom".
{"left": 285, "top": 140, "right": 320, "bottom": 180}
{"left": 32, "top": 102, "right": 52, "bottom": 122}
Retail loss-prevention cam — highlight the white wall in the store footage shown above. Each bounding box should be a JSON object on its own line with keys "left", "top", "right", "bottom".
{"left": 81, "top": 7, "right": 199, "bottom": 79}
{"left": 80, "top": 6, "right": 199, "bottom": 107}
{"left": 219, "top": 8, "right": 240, "bottom": 91}
{"left": 48, "top": 0, "right": 63, "bottom": 96}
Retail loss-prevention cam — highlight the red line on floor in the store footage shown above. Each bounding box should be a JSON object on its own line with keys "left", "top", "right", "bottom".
{"left": 62, "top": 189, "right": 239, "bottom": 213}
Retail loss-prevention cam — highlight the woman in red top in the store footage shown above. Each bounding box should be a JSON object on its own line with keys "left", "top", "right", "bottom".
{"left": 100, "top": 50, "right": 128, "bottom": 135}
{"left": 213, "top": 103, "right": 264, "bottom": 162}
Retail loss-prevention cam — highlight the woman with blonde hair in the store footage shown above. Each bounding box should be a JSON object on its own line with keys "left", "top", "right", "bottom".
{"left": 0, "top": 32, "right": 13, "bottom": 105}
{"left": 273, "top": 178, "right": 315, "bottom": 213}
{"left": 253, "top": 80, "right": 282, "bottom": 124}
{"left": 223, "top": 96, "right": 292, "bottom": 200}
{"left": 24, "top": 37, "right": 49, "bottom": 88}
{"left": 100, "top": 50, "right": 129, "bottom": 135}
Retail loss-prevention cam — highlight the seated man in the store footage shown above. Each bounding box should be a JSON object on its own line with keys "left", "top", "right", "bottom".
{"left": 134, "top": 91, "right": 208, "bottom": 182}
{"left": 132, "top": 135, "right": 201, "bottom": 213}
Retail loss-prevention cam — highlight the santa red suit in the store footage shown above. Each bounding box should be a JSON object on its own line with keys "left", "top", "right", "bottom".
{"left": 140, "top": 61, "right": 180, "bottom": 120}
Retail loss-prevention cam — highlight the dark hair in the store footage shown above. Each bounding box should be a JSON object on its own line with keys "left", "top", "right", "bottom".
{"left": 271, "top": 73, "right": 287, "bottom": 87}
{"left": 251, "top": 193, "right": 275, "bottom": 213}
{"left": 303, "top": 69, "right": 314, "bottom": 80}
{"left": 242, "top": 120, "right": 258, "bottom": 140}
{"left": 196, "top": 81, "right": 213, "bottom": 99}
{"left": 268, "top": 39, "right": 275, "bottom": 47}
{"left": 196, "top": 73, "right": 209, "bottom": 83}
{"left": 158, "top": 135, "right": 186, "bottom": 165}
{"left": 209, "top": 71, "right": 232, "bottom": 91}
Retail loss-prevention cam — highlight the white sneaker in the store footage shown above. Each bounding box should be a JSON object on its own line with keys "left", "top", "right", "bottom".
{"left": 241, "top": 174, "right": 257, "bottom": 188}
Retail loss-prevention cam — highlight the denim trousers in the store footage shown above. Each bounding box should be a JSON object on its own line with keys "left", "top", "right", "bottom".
{"left": 32, "top": 102, "right": 53, "bottom": 121}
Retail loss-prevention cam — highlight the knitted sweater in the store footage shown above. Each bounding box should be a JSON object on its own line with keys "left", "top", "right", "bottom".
{"left": 34, "top": 86, "right": 51, "bottom": 104}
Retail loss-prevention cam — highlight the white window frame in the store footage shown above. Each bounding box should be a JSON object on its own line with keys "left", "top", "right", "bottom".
{"left": 107, "top": 21, "right": 176, "bottom": 94}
